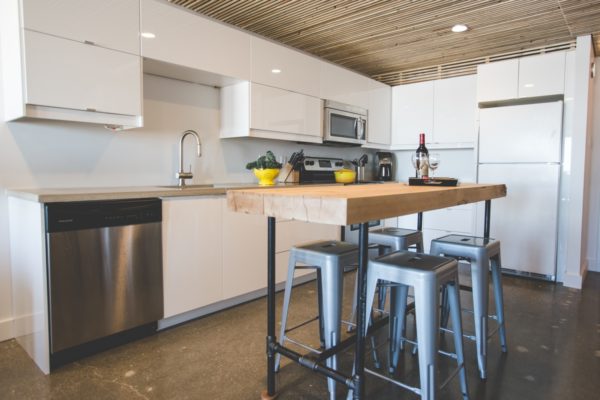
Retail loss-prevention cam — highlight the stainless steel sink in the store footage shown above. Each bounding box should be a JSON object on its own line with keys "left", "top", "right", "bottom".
{"left": 157, "top": 184, "right": 214, "bottom": 189}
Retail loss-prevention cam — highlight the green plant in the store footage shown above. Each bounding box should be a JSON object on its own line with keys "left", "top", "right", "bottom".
{"left": 245, "top": 151, "right": 283, "bottom": 170}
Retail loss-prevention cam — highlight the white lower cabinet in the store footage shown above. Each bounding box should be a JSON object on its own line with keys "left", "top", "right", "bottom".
{"left": 162, "top": 196, "right": 224, "bottom": 318}
{"left": 163, "top": 196, "right": 339, "bottom": 320}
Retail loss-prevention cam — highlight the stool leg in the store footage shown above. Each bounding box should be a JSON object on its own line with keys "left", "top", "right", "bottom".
{"left": 316, "top": 269, "right": 326, "bottom": 347}
{"left": 414, "top": 280, "right": 439, "bottom": 400}
{"left": 490, "top": 253, "right": 508, "bottom": 352}
{"left": 275, "top": 255, "right": 298, "bottom": 372}
{"left": 389, "top": 283, "right": 409, "bottom": 373}
{"left": 440, "top": 285, "right": 450, "bottom": 329}
{"left": 347, "top": 271, "right": 359, "bottom": 333}
{"left": 471, "top": 257, "right": 489, "bottom": 380}
{"left": 322, "top": 263, "right": 344, "bottom": 400}
{"left": 447, "top": 281, "right": 469, "bottom": 400}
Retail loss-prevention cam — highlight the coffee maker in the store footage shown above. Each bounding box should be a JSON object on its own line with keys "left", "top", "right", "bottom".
{"left": 375, "top": 152, "right": 393, "bottom": 181}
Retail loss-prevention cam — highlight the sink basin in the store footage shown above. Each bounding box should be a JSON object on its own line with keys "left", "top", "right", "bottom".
{"left": 157, "top": 184, "right": 214, "bottom": 189}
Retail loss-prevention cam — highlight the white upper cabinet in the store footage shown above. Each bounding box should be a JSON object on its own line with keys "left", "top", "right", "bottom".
{"left": 433, "top": 75, "right": 477, "bottom": 145}
{"left": 22, "top": 0, "right": 140, "bottom": 55}
{"left": 518, "top": 52, "right": 566, "bottom": 98}
{"left": 477, "top": 59, "right": 519, "bottom": 102}
{"left": 392, "top": 81, "right": 434, "bottom": 146}
{"left": 477, "top": 52, "right": 566, "bottom": 102}
{"left": 320, "top": 63, "right": 371, "bottom": 109}
{"left": 251, "top": 37, "right": 320, "bottom": 97}
{"left": 24, "top": 31, "right": 142, "bottom": 117}
{"left": 366, "top": 81, "right": 392, "bottom": 146}
{"left": 141, "top": 0, "right": 251, "bottom": 81}
{"left": 391, "top": 76, "right": 477, "bottom": 148}
{"left": 221, "top": 82, "right": 322, "bottom": 143}
{"left": 0, "top": 0, "right": 142, "bottom": 128}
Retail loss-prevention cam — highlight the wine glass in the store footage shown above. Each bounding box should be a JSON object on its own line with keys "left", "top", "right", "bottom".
{"left": 411, "top": 153, "right": 428, "bottom": 178}
{"left": 429, "top": 153, "right": 440, "bottom": 177}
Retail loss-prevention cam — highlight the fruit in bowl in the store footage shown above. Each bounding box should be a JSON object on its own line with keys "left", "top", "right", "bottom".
{"left": 334, "top": 169, "right": 356, "bottom": 183}
{"left": 246, "top": 151, "right": 283, "bottom": 186}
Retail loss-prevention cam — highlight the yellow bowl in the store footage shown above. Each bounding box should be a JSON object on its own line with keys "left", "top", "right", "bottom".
{"left": 334, "top": 169, "right": 356, "bottom": 183}
{"left": 253, "top": 168, "right": 280, "bottom": 186}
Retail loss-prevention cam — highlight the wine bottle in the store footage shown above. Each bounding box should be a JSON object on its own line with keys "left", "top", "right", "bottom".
{"left": 415, "top": 132, "right": 429, "bottom": 179}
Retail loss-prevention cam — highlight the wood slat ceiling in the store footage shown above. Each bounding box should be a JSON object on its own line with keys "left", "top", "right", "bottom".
{"left": 169, "top": 0, "right": 600, "bottom": 86}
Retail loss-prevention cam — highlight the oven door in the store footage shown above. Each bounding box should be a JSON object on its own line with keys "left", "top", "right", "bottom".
{"left": 324, "top": 108, "right": 366, "bottom": 145}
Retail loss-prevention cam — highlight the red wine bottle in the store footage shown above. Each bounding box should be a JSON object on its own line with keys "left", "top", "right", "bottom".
{"left": 415, "top": 132, "right": 429, "bottom": 179}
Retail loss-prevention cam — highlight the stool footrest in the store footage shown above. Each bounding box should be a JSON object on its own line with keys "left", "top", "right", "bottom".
{"left": 284, "top": 315, "right": 320, "bottom": 334}
{"left": 364, "top": 367, "right": 421, "bottom": 396}
{"left": 282, "top": 336, "right": 322, "bottom": 355}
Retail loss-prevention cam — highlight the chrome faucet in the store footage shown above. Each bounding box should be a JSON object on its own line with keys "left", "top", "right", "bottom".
{"left": 176, "top": 130, "right": 202, "bottom": 187}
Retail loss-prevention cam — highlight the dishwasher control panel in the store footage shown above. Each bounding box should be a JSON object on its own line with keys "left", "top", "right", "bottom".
{"left": 46, "top": 198, "right": 162, "bottom": 233}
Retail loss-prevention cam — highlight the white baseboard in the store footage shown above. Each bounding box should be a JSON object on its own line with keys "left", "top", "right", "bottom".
{"left": 0, "top": 318, "right": 13, "bottom": 342}
{"left": 562, "top": 260, "right": 589, "bottom": 289}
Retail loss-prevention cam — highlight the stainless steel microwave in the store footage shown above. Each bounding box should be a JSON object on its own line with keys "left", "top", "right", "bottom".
{"left": 323, "top": 100, "right": 367, "bottom": 145}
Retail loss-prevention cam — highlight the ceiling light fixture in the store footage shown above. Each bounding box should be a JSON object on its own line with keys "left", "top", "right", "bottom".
{"left": 271, "top": 68, "right": 282, "bottom": 74}
{"left": 141, "top": 32, "right": 156, "bottom": 39}
{"left": 451, "top": 24, "right": 469, "bottom": 33}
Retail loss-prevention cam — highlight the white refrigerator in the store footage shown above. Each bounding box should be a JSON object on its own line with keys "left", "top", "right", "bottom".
{"left": 477, "top": 101, "right": 562, "bottom": 280}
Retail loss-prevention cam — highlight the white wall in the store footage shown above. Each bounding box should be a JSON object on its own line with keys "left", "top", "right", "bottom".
{"left": 0, "top": 73, "right": 374, "bottom": 342}
{"left": 587, "top": 56, "right": 600, "bottom": 273}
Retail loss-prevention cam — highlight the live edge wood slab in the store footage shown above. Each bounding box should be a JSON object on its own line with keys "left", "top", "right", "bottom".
{"left": 227, "top": 183, "right": 507, "bottom": 225}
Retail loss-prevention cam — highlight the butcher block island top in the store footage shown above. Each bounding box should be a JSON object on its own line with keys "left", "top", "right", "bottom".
{"left": 227, "top": 182, "right": 507, "bottom": 225}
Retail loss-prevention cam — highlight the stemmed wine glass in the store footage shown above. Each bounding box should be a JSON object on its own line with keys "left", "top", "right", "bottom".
{"left": 411, "top": 153, "right": 428, "bottom": 178}
{"left": 428, "top": 153, "right": 440, "bottom": 178}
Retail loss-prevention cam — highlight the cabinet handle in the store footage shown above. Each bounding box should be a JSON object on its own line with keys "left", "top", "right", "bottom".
{"left": 84, "top": 40, "right": 95, "bottom": 46}
{"left": 86, "top": 107, "right": 97, "bottom": 112}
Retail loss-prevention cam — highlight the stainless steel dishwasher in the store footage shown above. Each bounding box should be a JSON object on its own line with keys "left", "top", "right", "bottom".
{"left": 45, "top": 198, "right": 163, "bottom": 365}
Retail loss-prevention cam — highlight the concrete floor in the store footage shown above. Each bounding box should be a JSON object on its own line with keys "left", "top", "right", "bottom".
{"left": 1, "top": 271, "right": 599, "bottom": 400}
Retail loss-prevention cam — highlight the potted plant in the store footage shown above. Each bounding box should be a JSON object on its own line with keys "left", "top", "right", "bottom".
{"left": 246, "top": 151, "right": 283, "bottom": 185}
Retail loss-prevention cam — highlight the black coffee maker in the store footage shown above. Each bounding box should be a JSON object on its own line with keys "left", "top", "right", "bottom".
{"left": 376, "top": 152, "right": 393, "bottom": 181}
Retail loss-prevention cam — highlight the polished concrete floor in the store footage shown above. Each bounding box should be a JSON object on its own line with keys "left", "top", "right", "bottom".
{"left": 1, "top": 271, "right": 599, "bottom": 400}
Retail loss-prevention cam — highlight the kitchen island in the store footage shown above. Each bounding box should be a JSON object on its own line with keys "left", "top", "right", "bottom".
{"left": 227, "top": 182, "right": 506, "bottom": 399}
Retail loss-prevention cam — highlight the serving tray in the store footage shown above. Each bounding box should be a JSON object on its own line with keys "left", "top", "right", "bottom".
{"left": 408, "top": 177, "right": 458, "bottom": 186}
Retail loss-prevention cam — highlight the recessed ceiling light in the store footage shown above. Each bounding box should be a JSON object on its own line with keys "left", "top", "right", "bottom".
{"left": 451, "top": 24, "right": 469, "bottom": 33}
{"left": 524, "top": 83, "right": 535, "bottom": 88}
{"left": 141, "top": 32, "right": 156, "bottom": 39}
{"left": 271, "top": 68, "right": 282, "bottom": 74}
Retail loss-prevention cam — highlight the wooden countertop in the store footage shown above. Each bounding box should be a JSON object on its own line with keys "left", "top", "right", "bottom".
{"left": 227, "top": 182, "right": 507, "bottom": 225}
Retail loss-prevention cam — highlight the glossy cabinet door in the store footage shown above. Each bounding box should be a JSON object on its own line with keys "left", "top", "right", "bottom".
{"left": 433, "top": 75, "right": 477, "bottom": 145}
{"left": 252, "top": 37, "right": 321, "bottom": 97}
{"left": 22, "top": 0, "right": 140, "bottom": 54}
{"left": 367, "top": 81, "right": 392, "bottom": 146}
{"left": 141, "top": 0, "right": 251, "bottom": 80}
{"left": 518, "top": 52, "right": 566, "bottom": 98}
{"left": 250, "top": 83, "right": 322, "bottom": 139}
{"left": 391, "top": 80, "right": 434, "bottom": 146}
{"left": 476, "top": 59, "right": 519, "bottom": 102}
{"left": 320, "top": 62, "right": 371, "bottom": 109}
{"left": 162, "top": 197, "right": 224, "bottom": 318}
{"left": 24, "top": 30, "right": 142, "bottom": 117}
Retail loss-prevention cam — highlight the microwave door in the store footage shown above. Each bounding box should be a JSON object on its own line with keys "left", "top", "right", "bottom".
{"left": 325, "top": 109, "right": 364, "bottom": 144}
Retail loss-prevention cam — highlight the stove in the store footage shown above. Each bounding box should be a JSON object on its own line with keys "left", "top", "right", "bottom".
{"left": 298, "top": 156, "right": 384, "bottom": 185}
{"left": 298, "top": 157, "right": 345, "bottom": 184}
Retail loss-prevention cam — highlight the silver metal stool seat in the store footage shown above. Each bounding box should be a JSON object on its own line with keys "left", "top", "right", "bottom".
{"left": 430, "top": 234, "right": 507, "bottom": 380}
{"left": 275, "top": 240, "right": 359, "bottom": 400}
{"left": 350, "top": 251, "right": 469, "bottom": 400}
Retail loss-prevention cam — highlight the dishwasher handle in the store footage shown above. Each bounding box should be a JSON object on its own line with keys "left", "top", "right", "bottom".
{"left": 46, "top": 198, "right": 162, "bottom": 233}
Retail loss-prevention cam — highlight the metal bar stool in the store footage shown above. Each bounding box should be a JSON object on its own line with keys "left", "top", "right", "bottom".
{"left": 275, "top": 240, "right": 359, "bottom": 400}
{"left": 349, "top": 251, "right": 469, "bottom": 400}
{"left": 430, "top": 234, "right": 507, "bottom": 380}
{"left": 348, "top": 228, "right": 424, "bottom": 330}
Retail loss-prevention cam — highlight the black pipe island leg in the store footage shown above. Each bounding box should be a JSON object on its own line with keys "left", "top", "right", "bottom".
{"left": 352, "top": 222, "right": 369, "bottom": 399}
{"left": 484, "top": 200, "right": 491, "bottom": 239}
{"left": 263, "top": 217, "right": 277, "bottom": 400}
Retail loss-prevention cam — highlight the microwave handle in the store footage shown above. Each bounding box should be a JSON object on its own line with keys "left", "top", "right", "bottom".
{"left": 358, "top": 117, "right": 366, "bottom": 140}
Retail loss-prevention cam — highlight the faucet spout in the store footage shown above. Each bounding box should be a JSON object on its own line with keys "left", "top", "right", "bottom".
{"left": 177, "top": 130, "right": 202, "bottom": 187}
